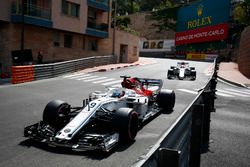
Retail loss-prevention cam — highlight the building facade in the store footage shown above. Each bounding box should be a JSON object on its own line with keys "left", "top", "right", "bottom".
{"left": 0, "top": 0, "right": 139, "bottom": 75}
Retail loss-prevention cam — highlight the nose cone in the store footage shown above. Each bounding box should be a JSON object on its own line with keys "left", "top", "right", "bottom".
{"left": 179, "top": 68, "right": 185, "bottom": 78}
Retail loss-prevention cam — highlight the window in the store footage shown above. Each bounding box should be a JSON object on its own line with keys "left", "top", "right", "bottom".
{"left": 90, "top": 40, "right": 98, "bottom": 51}
{"left": 133, "top": 46, "right": 137, "bottom": 56}
{"left": 71, "top": 3, "right": 79, "bottom": 17}
{"left": 62, "top": 0, "right": 79, "bottom": 17}
{"left": 53, "top": 33, "right": 60, "bottom": 47}
{"left": 88, "top": 8, "right": 97, "bottom": 25}
{"left": 87, "top": 39, "right": 98, "bottom": 51}
{"left": 82, "top": 37, "right": 85, "bottom": 50}
{"left": 62, "top": 0, "right": 69, "bottom": 14}
{"left": 64, "top": 34, "right": 72, "bottom": 48}
{"left": 88, "top": 8, "right": 96, "bottom": 20}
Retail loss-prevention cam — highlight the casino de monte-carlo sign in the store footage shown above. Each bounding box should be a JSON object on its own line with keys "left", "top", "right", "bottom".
{"left": 175, "top": 0, "right": 230, "bottom": 46}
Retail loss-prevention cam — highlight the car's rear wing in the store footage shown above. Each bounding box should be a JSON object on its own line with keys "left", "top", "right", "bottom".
{"left": 136, "top": 78, "right": 163, "bottom": 88}
{"left": 177, "top": 62, "right": 189, "bottom": 65}
{"left": 120, "top": 76, "right": 163, "bottom": 89}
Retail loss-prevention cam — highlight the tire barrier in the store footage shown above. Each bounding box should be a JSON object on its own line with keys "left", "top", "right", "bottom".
{"left": 12, "top": 65, "right": 34, "bottom": 84}
{"left": 11, "top": 55, "right": 115, "bottom": 84}
{"left": 132, "top": 59, "right": 218, "bottom": 167}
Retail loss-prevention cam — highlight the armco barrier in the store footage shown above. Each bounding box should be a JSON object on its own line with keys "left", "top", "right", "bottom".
{"left": 11, "top": 55, "right": 115, "bottom": 84}
{"left": 132, "top": 59, "right": 218, "bottom": 167}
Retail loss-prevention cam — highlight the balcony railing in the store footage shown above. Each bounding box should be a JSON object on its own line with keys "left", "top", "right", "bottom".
{"left": 87, "top": 21, "right": 108, "bottom": 32}
{"left": 87, "top": 0, "right": 109, "bottom": 11}
{"left": 11, "top": 2, "right": 51, "bottom": 20}
{"left": 11, "top": 2, "right": 52, "bottom": 28}
{"left": 86, "top": 22, "right": 108, "bottom": 38}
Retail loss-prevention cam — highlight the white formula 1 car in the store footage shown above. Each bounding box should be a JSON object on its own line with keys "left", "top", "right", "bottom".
{"left": 167, "top": 62, "right": 196, "bottom": 80}
{"left": 24, "top": 76, "right": 175, "bottom": 152}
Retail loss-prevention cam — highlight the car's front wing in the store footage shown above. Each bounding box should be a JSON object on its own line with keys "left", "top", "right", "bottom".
{"left": 24, "top": 121, "right": 119, "bottom": 152}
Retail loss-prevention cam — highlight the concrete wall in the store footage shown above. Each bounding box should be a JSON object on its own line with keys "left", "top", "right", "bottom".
{"left": 0, "top": 0, "right": 14, "bottom": 22}
{"left": 52, "top": 0, "right": 88, "bottom": 34}
{"left": 99, "top": 28, "right": 139, "bottom": 63}
{"left": 0, "top": 23, "right": 102, "bottom": 73}
{"left": 0, "top": 22, "right": 139, "bottom": 74}
{"left": 114, "top": 29, "right": 139, "bottom": 63}
{"left": 52, "top": 0, "right": 109, "bottom": 34}
{"left": 0, "top": 1, "right": 139, "bottom": 75}
{"left": 238, "top": 26, "right": 250, "bottom": 78}
{"left": 0, "top": 23, "right": 18, "bottom": 73}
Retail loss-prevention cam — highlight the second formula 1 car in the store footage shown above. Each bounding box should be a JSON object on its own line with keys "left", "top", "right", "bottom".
{"left": 24, "top": 76, "right": 175, "bottom": 152}
{"left": 167, "top": 62, "right": 196, "bottom": 80}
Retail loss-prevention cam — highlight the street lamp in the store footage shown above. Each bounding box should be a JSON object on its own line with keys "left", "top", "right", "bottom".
{"left": 21, "top": 0, "right": 25, "bottom": 51}
{"left": 112, "top": 0, "right": 117, "bottom": 61}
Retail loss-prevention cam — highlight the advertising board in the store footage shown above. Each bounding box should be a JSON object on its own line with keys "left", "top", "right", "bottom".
{"left": 140, "top": 39, "right": 175, "bottom": 52}
{"left": 175, "top": 23, "right": 228, "bottom": 45}
{"left": 176, "top": 0, "right": 230, "bottom": 32}
{"left": 175, "top": 0, "right": 230, "bottom": 46}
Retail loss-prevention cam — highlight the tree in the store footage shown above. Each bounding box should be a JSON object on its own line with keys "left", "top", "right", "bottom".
{"left": 115, "top": 0, "right": 129, "bottom": 15}
{"left": 113, "top": 0, "right": 140, "bottom": 15}
{"left": 233, "top": 0, "right": 250, "bottom": 26}
{"left": 228, "top": 0, "right": 250, "bottom": 44}
{"left": 116, "top": 16, "right": 131, "bottom": 27}
{"left": 139, "top": 0, "right": 162, "bottom": 11}
{"left": 150, "top": 0, "right": 182, "bottom": 31}
{"left": 225, "top": 0, "right": 250, "bottom": 61}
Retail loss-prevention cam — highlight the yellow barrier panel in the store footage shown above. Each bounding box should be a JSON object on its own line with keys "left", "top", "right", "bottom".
{"left": 187, "top": 53, "right": 206, "bottom": 60}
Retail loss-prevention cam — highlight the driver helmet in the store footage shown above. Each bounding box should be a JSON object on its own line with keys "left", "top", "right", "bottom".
{"left": 111, "top": 89, "right": 125, "bottom": 98}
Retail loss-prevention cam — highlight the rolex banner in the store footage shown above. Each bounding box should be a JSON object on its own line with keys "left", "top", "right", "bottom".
{"left": 175, "top": 0, "right": 230, "bottom": 46}
{"left": 175, "top": 23, "right": 228, "bottom": 45}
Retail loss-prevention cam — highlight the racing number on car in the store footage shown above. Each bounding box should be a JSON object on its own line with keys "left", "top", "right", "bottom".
{"left": 89, "top": 102, "right": 96, "bottom": 108}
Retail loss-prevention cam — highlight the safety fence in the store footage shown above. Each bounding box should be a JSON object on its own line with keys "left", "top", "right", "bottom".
{"left": 132, "top": 59, "right": 218, "bottom": 167}
{"left": 12, "top": 55, "right": 115, "bottom": 84}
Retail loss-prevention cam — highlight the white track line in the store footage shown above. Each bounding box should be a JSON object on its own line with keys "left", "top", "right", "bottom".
{"left": 111, "top": 84, "right": 122, "bottom": 87}
{"left": 216, "top": 92, "right": 234, "bottom": 97}
{"left": 177, "top": 89, "right": 198, "bottom": 94}
{"left": 83, "top": 77, "right": 107, "bottom": 82}
{"left": 77, "top": 76, "right": 98, "bottom": 80}
{"left": 93, "top": 78, "right": 115, "bottom": 84}
{"left": 225, "top": 88, "right": 250, "bottom": 95}
{"left": 63, "top": 73, "right": 89, "bottom": 78}
{"left": 217, "top": 89, "right": 249, "bottom": 97}
{"left": 69, "top": 74, "right": 91, "bottom": 79}
{"left": 102, "top": 80, "right": 123, "bottom": 86}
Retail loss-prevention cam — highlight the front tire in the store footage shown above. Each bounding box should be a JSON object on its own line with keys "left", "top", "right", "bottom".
{"left": 113, "top": 108, "right": 138, "bottom": 142}
{"left": 191, "top": 71, "right": 196, "bottom": 80}
{"left": 157, "top": 89, "right": 175, "bottom": 111}
{"left": 43, "top": 100, "right": 70, "bottom": 129}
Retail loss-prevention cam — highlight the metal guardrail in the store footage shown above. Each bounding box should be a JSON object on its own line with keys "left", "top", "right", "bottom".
{"left": 12, "top": 55, "right": 115, "bottom": 84}
{"left": 132, "top": 59, "right": 218, "bottom": 167}
{"left": 34, "top": 55, "right": 115, "bottom": 80}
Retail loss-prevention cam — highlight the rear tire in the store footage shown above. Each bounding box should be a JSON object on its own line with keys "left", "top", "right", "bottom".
{"left": 113, "top": 108, "right": 138, "bottom": 142}
{"left": 191, "top": 71, "right": 196, "bottom": 80}
{"left": 43, "top": 100, "right": 70, "bottom": 128}
{"left": 167, "top": 70, "right": 173, "bottom": 79}
{"left": 157, "top": 89, "right": 175, "bottom": 111}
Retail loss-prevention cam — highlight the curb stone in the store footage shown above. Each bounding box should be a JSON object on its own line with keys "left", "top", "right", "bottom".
{"left": 217, "top": 75, "right": 249, "bottom": 89}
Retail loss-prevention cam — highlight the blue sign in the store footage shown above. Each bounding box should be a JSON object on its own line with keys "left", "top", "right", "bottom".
{"left": 177, "top": 0, "right": 230, "bottom": 32}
